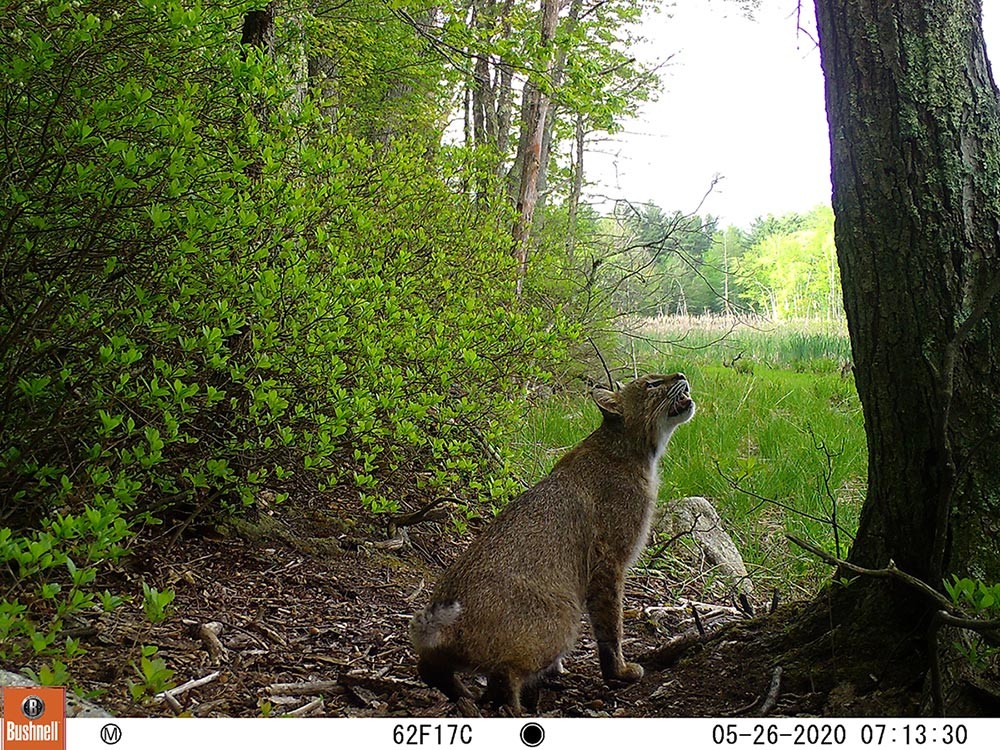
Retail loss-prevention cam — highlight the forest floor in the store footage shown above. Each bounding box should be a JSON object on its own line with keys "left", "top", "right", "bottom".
{"left": 48, "top": 494, "right": 911, "bottom": 719}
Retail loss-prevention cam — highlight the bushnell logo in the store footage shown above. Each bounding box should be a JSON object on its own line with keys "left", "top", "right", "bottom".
{"left": 2, "top": 686, "right": 66, "bottom": 750}
{"left": 21, "top": 694, "right": 46, "bottom": 720}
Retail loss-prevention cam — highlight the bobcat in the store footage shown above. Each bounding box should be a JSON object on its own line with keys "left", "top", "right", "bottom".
{"left": 410, "top": 373, "right": 695, "bottom": 714}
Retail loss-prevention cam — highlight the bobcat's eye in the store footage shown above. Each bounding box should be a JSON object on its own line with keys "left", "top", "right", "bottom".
{"left": 645, "top": 379, "right": 663, "bottom": 389}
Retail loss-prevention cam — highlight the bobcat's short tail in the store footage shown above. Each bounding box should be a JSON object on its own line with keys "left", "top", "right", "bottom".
{"left": 410, "top": 600, "right": 462, "bottom": 652}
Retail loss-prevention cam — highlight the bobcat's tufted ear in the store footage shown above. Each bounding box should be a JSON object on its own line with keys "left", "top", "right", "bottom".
{"left": 592, "top": 387, "right": 622, "bottom": 418}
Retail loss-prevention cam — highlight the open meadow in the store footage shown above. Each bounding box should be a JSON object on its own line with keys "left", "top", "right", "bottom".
{"left": 511, "top": 316, "right": 866, "bottom": 598}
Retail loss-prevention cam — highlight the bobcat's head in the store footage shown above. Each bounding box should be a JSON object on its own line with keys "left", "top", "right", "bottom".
{"left": 592, "top": 373, "right": 695, "bottom": 455}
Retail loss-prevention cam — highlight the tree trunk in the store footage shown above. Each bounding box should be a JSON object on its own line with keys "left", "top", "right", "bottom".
{"left": 241, "top": 5, "right": 275, "bottom": 51}
{"left": 535, "top": 0, "right": 583, "bottom": 206}
{"left": 240, "top": 3, "right": 276, "bottom": 181}
{"left": 813, "top": 0, "right": 1000, "bottom": 710}
{"left": 468, "top": 0, "right": 513, "bottom": 153}
{"left": 511, "top": 0, "right": 559, "bottom": 297}
{"left": 565, "top": 113, "right": 586, "bottom": 261}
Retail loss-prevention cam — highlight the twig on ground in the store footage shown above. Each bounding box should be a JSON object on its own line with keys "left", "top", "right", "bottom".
{"left": 757, "top": 666, "right": 783, "bottom": 717}
{"left": 267, "top": 680, "right": 343, "bottom": 696}
{"left": 405, "top": 578, "right": 425, "bottom": 604}
{"left": 691, "top": 604, "right": 706, "bottom": 636}
{"left": 286, "top": 697, "right": 324, "bottom": 716}
{"left": 186, "top": 621, "right": 227, "bottom": 664}
{"left": 390, "top": 496, "right": 457, "bottom": 529}
{"left": 153, "top": 671, "right": 221, "bottom": 704}
{"left": 162, "top": 692, "right": 183, "bottom": 715}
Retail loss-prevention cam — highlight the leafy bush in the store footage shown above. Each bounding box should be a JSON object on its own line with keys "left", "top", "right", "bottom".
{"left": 1, "top": 0, "right": 570, "bottom": 663}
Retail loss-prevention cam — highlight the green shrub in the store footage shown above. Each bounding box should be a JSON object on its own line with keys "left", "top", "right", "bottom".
{"left": 1, "top": 0, "right": 570, "bottom": 664}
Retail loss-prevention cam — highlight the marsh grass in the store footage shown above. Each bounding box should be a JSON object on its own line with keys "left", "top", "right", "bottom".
{"left": 512, "top": 317, "right": 865, "bottom": 597}
{"left": 640, "top": 314, "right": 852, "bottom": 372}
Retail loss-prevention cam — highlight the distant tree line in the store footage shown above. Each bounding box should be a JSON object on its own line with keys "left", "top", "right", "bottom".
{"left": 586, "top": 203, "right": 844, "bottom": 322}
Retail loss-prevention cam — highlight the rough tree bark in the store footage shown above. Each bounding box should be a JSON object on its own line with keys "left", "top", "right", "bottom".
{"left": 511, "top": 0, "right": 559, "bottom": 298}
{"left": 812, "top": 0, "right": 1000, "bottom": 711}
{"left": 241, "top": 5, "right": 275, "bottom": 51}
{"left": 240, "top": 3, "right": 276, "bottom": 181}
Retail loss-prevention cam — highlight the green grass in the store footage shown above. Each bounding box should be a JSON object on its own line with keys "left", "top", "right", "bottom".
{"left": 512, "top": 317, "right": 867, "bottom": 597}
{"left": 642, "top": 314, "right": 852, "bottom": 373}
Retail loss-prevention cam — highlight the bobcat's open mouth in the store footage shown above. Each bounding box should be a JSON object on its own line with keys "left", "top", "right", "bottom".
{"left": 665, "top": 381, "right": 693, "bottom": 417}
{"left": 667, "top": 395, "right": 694, "bottom": 417}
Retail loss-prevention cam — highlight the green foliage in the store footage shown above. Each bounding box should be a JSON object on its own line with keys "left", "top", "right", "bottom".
{"left": 1, "top": 0, "right": 565, "bottom": 521}
{"left": 555, "top": 0, "right": 662, "bottom": 133}
{"left": 600, "top": 203, "right": 842, "bottom": 322}
{"left": 738, "top": 207, "right": 842, "bottom": 320}
{"left": 23, "top": 659, "right": 71, "bottom": 688}
{"left": 0, "top": 514, "right": 126, "bottom": 662}
{"left": 944, "top": 576, "right": 1000, "bottom": 614}
{"left": 1, "top": 0, "right": 570, "bottom": 674}
{"left": 141, "top": 583, "right": 175, "bottom": 625}
{"left": 943, "top": 576, "right": 1000, "bottom": 670}
{"left": 128, "top": 645, "right": 175, "bottom": 702}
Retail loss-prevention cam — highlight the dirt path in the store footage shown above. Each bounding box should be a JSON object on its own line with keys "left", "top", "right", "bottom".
{"left": 13, "top": 503, "right": 832, "bottom": 718}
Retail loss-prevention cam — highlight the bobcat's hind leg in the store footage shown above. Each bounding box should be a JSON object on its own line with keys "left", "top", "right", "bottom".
{"left": 483, "top": 670, "right": 525, "bottom": 716}
{"left": 520, "top": 678, "right": 541, "bottom": 714}
{"left": 417, "top": 656, "right": 472, "bottom": 702}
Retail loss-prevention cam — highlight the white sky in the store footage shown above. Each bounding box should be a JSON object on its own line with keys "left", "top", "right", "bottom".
{"left": 584, "top": 0, "right": 1000, "bottom": 228}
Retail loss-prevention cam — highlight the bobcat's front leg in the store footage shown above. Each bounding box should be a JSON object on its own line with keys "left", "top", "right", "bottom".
{"left": 587, "top": 565, "right": 643, "bottom": 684}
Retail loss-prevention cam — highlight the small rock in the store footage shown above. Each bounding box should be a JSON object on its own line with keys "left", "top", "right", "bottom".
{"left": 659, "top": 497, "right": 754, "bottom": 594}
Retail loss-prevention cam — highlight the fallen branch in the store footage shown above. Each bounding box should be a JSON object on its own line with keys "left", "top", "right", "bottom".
{"left": 267, "top": 680, "right": 343, "bottom": 696}
{"left": 286, "top": 697, "right": 324, "bottom": 716}
{"left": 644, "top": 602, "right": 741, "bottom": 619}
{"left": 154, "top": 671, "right": 221, "bottom": 704}
{"left": 340, "top": 671, "right": 426, "bottom": 692}
{"left": 61, "top": 626, "right": 100, "bottom": 640}
{"left": 390, "top": 496, "right": 457, "bottom": 529}
{"left": 641, "top": 623, "right": 734, "bottom": 669}
{"left": 758, "top": 666, "right": 783, "bottom": 717}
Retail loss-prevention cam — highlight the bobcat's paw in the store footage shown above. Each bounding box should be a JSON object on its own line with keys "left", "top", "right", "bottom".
{"left": 612, "top": 661, "right": 644, "bottom": 683}
{"left": 618, "top": 661, "right": 646, "bottom": 682}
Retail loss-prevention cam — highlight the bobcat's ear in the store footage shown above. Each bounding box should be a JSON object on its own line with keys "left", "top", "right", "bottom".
{"left": 592, "top": 387, "right": 622, "bottom": 418}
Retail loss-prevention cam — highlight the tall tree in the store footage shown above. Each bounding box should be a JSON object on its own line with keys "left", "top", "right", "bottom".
{"left": 813, "top": 0, "right": 1000, "bottom": 710}
{"left": 510, "top": 0, "right": 559, "bottom": 297}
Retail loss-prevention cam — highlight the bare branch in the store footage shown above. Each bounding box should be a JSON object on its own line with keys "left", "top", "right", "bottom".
{"left": 785, "top": 533, "right": 953, "bottom": 611}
